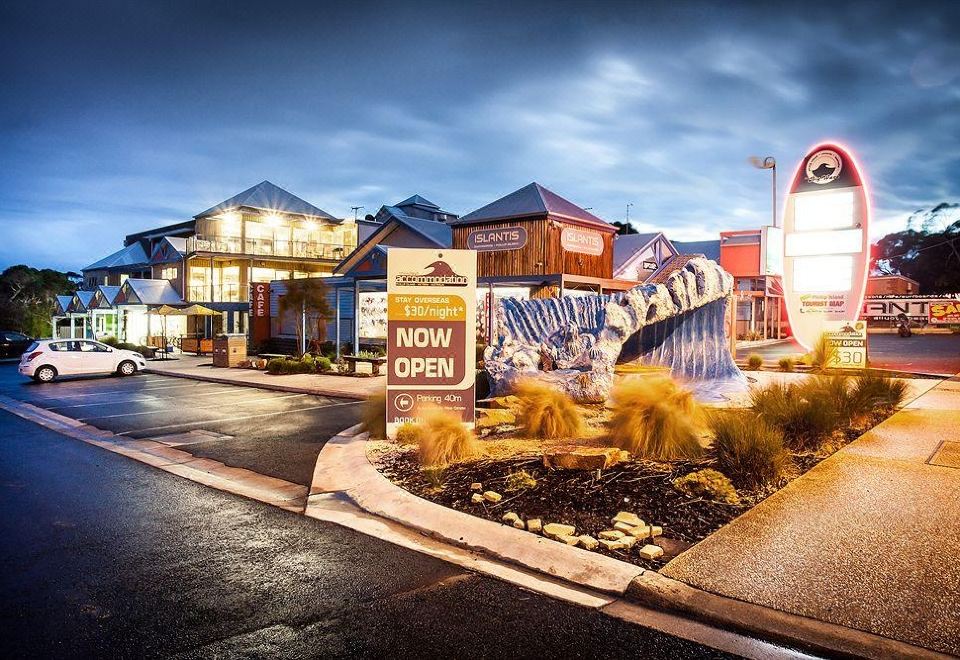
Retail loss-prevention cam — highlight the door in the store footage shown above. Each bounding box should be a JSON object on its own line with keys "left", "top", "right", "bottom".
{"left": 78, "top": 340, "right": 115, "bottom": 373}
{"left": 51, "top": 341, "right": 84, "bottom": 374}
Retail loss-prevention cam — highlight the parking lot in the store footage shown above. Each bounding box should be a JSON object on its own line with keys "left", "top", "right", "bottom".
{"left": 0, "top": 364, "right": 361, "bottom": 486}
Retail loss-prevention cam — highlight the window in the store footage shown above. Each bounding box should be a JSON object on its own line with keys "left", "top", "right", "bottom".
{"left": 161, "top": 266, "right": 178, "bottom": 280}
{"left": 79, "top": 341, "right": 110, "bottom": 352}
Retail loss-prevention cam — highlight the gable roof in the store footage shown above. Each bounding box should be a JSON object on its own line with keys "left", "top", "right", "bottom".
{"left": 83, "top": 242, "right": 149, "bottom": 272}
{"left": 55, "top": 295, "right": 73, "bottom": 315}
{"left": 195, "top": 180, "right": 337, "bottom": 220}
{"left": 612, "top": 232, "right": 663, "bottom": 271}
{"left": 334, "top": 208, "right": 452, "bottom": 276}
{"left": 648, "top": 254, "right": 704, "bottom": 284}
{"left": 69, "top": 290, "right": 96, "bottom": 312}
{"left": 396, "top": 194, "right": 439, "bottom": 209}
{"left": 116, "top": 278, "right": 184, "bottom": 306}
{"left": 91, "top": 285, "right": 122, "bottom": 309}
{"left": 452, "top": 182, "right": 613, "bottom": 230}
{"left": 150, "top": 236, "right": 187, "bottom": 264}
{"left": 672, "top": 239, "right": 721, "bottom": 261}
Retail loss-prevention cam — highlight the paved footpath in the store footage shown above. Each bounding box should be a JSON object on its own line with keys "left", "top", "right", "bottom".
{"left": 662, "top": 375, "right": 960, "bottom": 656}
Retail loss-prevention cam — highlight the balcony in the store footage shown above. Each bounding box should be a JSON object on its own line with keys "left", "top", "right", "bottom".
{"left": 186, "top": 235, "right": 354, "bottom": 260}
{"left": 187, "top": 283, "right": 244, "bottom": 303}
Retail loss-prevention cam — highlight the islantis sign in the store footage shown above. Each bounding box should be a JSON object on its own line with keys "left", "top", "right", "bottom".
{"left": 466, "top": 226, "right": 527, "bottom": 252}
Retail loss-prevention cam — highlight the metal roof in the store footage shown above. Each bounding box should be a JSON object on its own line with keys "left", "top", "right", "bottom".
{"left": 69, "top": 290, "right": 96, "bottom": 312}
{"left": 83, "top": 242, "right": 149, "bottom": 272}
{"left": 453, "top": 182, "right": 613, "bottom": 229}
{"left": 672, "top": 239, "right": 721, "bottom": 261}
{"left": 195, "top": 180, "right": 337, "bottom": 220}
{"left": 118, "top": 278, "right": 185, "bottom": 305}
{"left": 612, "top": 232, "right": 662, "bottom": 271}
{"left": 334, "top": 208, "right": 452, "bottom": 276}
{"left": 92, "top": 285, "right": 122, "bottom": 308}
{"left": 395, "top": 194, "right": 439, "bottom": 209}
{"left": 55, "top": 295, "right": 73, "bottom": 315}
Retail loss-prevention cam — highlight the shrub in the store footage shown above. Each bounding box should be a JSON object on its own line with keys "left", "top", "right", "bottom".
{"left": 361, "top": 389, "right": 387, "bottom": 439}
{"left": 504, "top": 469, "right": 537, "bottom": 491}
{"left": 417, "top": 407, "right": 478, "bottom": 467}
{"left": 315, "top": 356, "right": 332, "bottom": 372}
{"left": 100, "top": 336, "right": 119, "bottom": 347}
{"left": 394, "top": 422, "right": 421, "bottom": 445}
{"left": 746, "top": 354, "right": 763, "bottom": 371}
{"left": 301, "top": 354, "right": 315, "bottom": 368}
{"left": 778, "top": 357, "right": 795, "bottom": 372}
{"left": 266, "top": 358, "right": 286, "bottom": 375}
{"left": 673, "top": 469, "right": 740, "bottom": 505}
{"left": 515, "top": 379, "right": 584, "bottom": 439}
{"left": 750, "top": 379, "right": 841, "bottom": 451}
{"left": 850, "top": 372, "right": 908, "bottom": 414}
{"left": 802, "top": 375, "right": 854, "bottom": 423}
{"left": 609, "top": 376, "right": 705, "bottom": 461}
{"left": 710, "top": 412, "right": 791, "bottom": 489}
{"left": 806, "top": 332, "right": 837, "bottom": 372}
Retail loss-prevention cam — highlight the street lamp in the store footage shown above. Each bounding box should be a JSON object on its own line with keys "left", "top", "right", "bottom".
{"left": 748, "top": 156, "right": 777, "bottom": 227}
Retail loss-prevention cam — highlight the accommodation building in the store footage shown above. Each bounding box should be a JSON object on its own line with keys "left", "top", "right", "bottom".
{"left": 719, "top": 228, "right": 785, "bottom": 339}
{"left": 612, "top": 232, "right": 678, "bottom": 281}
{"left": 867, "top": 274, "right": 919, "bottom": 296}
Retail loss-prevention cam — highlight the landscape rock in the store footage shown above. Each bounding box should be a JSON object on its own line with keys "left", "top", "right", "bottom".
{"left": 599, "top": 538, "right": 625, "bottom": 551}
{"left": 527, "top": 518, "right": 543, "bottom": 534}
{"left": 651, "top": 525, "right": 663, "bottom": 537}
{"left": 502, "top": 512, "right": 520, "bottom": 524}
{"left": 612, "top": 511, "right": 644, "bottom": 527}
{"left": 482, "top": 490, "right": 502, "bottom": 503}
{"left": 543, "top": 446, "right": 630, "bottom": 470}
{"left": 542, "top": 523, "right": 576, "bottom": 539}
{"left": 489, "top": 395, "right": 520, "bottom": 410}
{"left": 620, "top": 534, "right": 638, "bottom": 549}
{"left": 476, "top": 408, "right": 517, "bottom": 428}
{"left": 639, "top": 544, "right": 664, "bottom": 560}
{"left": 557, "top": 534, "right": 580, "bottom": 546}
{"left": 613, "top": 521, "right": 636, "bottom": 534}
{"left": 470, "top": 482, "right": 482, "bottom": 491}
{"left": 578, "top": 535, "right": 599, "bottom": 551}
{"left": 629, "top": 525, "right": 651, "bottom": 539}
{"left": 512, "top": 519, "right": 525, "bottom": 529}
{"left": 598, "top": 530, "right": 625, "bottom": 540}
{"left": 471, "top": 493, "right": 484, "bottom": 504}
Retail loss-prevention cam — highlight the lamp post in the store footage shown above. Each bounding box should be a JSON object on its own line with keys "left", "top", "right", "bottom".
{"left": 748, "top": 156, "right": 777, "bottom": 227}
{"left": 626, "top": 202, "right": 634, "bottom": 224}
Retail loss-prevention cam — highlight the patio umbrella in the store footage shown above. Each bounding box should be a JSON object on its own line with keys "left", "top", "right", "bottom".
{"left": 153, "top": 304, "right": 220, "bottom": 354}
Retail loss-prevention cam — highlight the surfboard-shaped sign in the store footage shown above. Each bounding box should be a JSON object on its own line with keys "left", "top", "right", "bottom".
{"left": 782, "top": 143, "right": 870, "bottom": 350}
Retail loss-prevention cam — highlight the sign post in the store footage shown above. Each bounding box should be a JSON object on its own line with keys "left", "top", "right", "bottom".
{"left": 822, "top": 320, "right": 867, "bottom": 369}
{"left": 386, "top": 249, "right": 477, "bottom": 438}
{"left": 250, "top": 282, "right": 271, "bottom": 345}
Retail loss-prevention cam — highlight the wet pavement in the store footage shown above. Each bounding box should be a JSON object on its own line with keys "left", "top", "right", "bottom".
{"left": 0, "top": 408, "right": 734, "bottom": 658}
{"left": 737, "top": 333, "right": 960, "bottom": 376}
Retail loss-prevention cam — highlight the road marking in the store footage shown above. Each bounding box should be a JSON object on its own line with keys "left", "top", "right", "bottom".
{"left": 77, "top": 393, "right": 310, "bottom": 421}
{"left": 43, "top": 386, "right": 283, "bottom": 410}
{"left": 23, "top": 382, "right": 220, "bottom": 400}
{"left": 115, "top": 400, "right": 360, "bottom": 436}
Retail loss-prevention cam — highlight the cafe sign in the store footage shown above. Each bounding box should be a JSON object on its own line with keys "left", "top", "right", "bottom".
{"left": 251, "top": 282, "right": 270, "bottom": 317}
{"left": 466, "top": 226, "right": 527, "bottom": 252}
{"left": 386, "top": 248, "right": 477, "bottom": 438}
{"left": 560, "top": 226, "right": 604, "bottom": 256}
{"left": 929, "top": 300, "right": 960, "bottom": 325}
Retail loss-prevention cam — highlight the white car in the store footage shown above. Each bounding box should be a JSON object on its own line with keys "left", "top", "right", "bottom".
{"left": 19, "top": 339, "right": 147, "bottom": 383}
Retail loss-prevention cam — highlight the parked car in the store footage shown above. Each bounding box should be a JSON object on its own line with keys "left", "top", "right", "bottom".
{"left": 0, "top": 330, "right": 33, "bottom": 358}
{"left": 19, "top": 339, "right": 147, "bottom": 383}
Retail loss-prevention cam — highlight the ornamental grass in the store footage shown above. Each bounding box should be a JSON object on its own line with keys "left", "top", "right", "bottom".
{"left": 514, "top": 379, "right": 585, "bottom": 440}
{"left": 609, "top": 376, "right": 705, "bottom": 461}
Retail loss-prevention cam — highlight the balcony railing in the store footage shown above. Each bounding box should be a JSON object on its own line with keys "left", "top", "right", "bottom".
{"left": 187, "top": 283, "right": 243, "bottom": 303}
{"left": 186, "top": 235, "right": 354, "bottom": 260}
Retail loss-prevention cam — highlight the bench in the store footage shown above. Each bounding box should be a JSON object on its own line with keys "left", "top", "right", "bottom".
{"left": 342, "top": 355, "right": 387, "bottom": 376}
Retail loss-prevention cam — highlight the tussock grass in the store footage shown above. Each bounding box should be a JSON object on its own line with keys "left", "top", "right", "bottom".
{"left": 361, "top": 389, "right": 387, "bottom": 440}
{"left": 807, "top": 333, "right": 838, "bottom": 372}
{"left": 778, "top": 357, "right": 795, "bottom": 372}
{"left": 850, "top": 372, "right": 908, "bottom": 413}
{"left": 417, "top": 407, "right": 478, "bottom": 467}
{"left": 710, "top": 411, "right": 791, "bottom": 489}
{"left": 394, "top": 422, "right": 421, "bottom": 445}
{"left": 673, "top": 468, "right": 740, "bottom": 505}
{"left": 515, "top": 379, "right": 585, "bottom": 439}
{"left": 746, "top": 354, "right": 763, "bottom": 371}
{"left": 609, "top": 376, "right": 705, "bottom": 461}
{"left": 749, "top": 376, "right": 854, "bottom": 450}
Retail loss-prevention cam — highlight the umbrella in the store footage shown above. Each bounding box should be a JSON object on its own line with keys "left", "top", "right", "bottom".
{"left": 153, "top": 304, "right": 220, "bottom": 356}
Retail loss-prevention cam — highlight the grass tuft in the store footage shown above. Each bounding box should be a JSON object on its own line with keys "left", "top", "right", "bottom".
{"left": 673, "top": 468, "right": 740, "bottom": 504}
{"left": 515, "top": 379, "right": 585, "bottom": 439}
{"left": 850, "top": 372, "right": 908, "bottom": 414}
{"left": 504, "top": 469, "right": 537, "bottom": 491}
{"left": 710, "top": 411, "right": 791, "bottom": 489}
{"left": 746, "top": 354, "right": 763, "bottom": 371}
{"left": 609, "top": 376, "right": 705, "bottom": 461}
{"left": 361, "top": 389, "right": 387, "bottom": 439}
{"left": 777, "top": 356, "right": 795, "bottom": 372}
{"left": 417, "top": 407, "right": 478, "bottom": 467}
{"left": 806, "top": 333, "right": 838, "bottom": 372}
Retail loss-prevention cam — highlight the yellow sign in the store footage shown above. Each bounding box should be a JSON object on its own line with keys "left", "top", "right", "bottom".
{"left": 823, "top": 320, "right": 867, "bottom": 369}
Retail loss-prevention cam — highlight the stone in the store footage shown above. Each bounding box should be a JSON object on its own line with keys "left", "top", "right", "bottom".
{"left": 639, "top": 544, "right": 664, "bottom": 560}
{"left": 598, "top": 530, "right": 625, "bottom": 540}
{"left": 471, "top": 493, "right": 484, "bottom": 504}
{"left": 513, "top": 519, "right": 525, "bottom": 529}
{"left": 613, "top": 521, "right": 636, "bottom": 534}
{"left": 476, "top": 408, "right": 516, "bottom": 428}
{"left": 557, "top": 534, "right": 580, "bottom": 546}
{"left": 619, "top": 534, "right": 638, "bottom": 549}
{"left": 542, "top": 523, "right": 576, "bottom": 539}
{"left": 629, "top": 525, "right": 651, "bottom": 539}
{"left": 502, "top": 512, "right": 520, "bottom": 524}
{"left": 470, "top": 482, "right": 482, "bottom": 491}
{"left": 599, "top": 538, "right": 625, "bottom": 551}
{"left": 651, "top": 525, "right": 663, "bottom": 537}
{"left": 612, "top": 511, "right": 644, "bottom": 527}
{"left": 482, "top": 490, "right": 502, "bottom": 503}
{"left": 578, "top": 535, "right": 599, "bottom": 551}
{"left": 489, "top": 395, "right": 520, "bottom": 410}
{"left": 543, "top": 446, "right": 630, "bottom": 470}
{"left": 527, "top": 518, "right": 542, "bottom": 534}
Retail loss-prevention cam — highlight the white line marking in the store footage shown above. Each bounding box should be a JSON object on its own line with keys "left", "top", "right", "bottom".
{"left": 115, "top": 400, "right": 360, "bottom": 435}
{"left": 78, "top": 393, "right": 309, "bottom": 421}
{"left": 43, "top": 386, "right": 281, "bottom": 410}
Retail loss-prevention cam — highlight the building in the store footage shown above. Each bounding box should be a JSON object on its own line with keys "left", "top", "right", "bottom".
{"left": 719, "top": 228, "right": 785, "bottom": 339}
{"left": 867, "top": 274, "right": 919, "bottom": 296}
{"left": 74, "top": 181, "right": 357, "bottom": 344}
{"left": 612, "top": 232, "right": 677, "bottom": 282}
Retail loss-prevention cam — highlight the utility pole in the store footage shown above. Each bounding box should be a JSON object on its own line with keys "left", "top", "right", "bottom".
{"left": 351, "top": 206, "right": 364, "bottom": 221}
{"left": 626, "top": 203, "right": 634, "bottom": 225}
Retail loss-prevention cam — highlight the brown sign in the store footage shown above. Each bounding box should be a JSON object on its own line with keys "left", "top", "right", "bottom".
{"left": 251, "top": 282, "right": 270, "bottom": 317}
{"left": 560, "top": 226, "right": 604, "bottom": 256}
{"left": 466, "top": 226, "right": 528, "bottom": 252}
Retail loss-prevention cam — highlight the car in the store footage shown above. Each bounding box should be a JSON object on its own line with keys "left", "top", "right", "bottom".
{"left": 0, "top": 330, "right": 34, "bottom": 359}
{"left": 19, "top": 339, "right": 147, "bottom": 383}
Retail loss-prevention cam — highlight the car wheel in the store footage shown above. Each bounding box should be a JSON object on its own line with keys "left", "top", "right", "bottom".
{"left": 34, "top": 365, "right": 57, "bottom": 383}
{"left": 118, "top": 360, "right": 137, "bottom": 377}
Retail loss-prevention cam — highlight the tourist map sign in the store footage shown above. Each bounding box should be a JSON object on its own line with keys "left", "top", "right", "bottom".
{"left": 386, "top": 248, "right": 477, "bottom": 438}
{"left": 823, "top": 320, "right": 867, "bottom": 369}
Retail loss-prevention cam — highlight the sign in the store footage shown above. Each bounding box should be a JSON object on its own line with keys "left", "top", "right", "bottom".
{"left": 929, "top": 300, "right": 960, "bottom": 325}
{"left": 251, "top": 283, "right": 270, "bottom": 317}
{"left": 386, "top": 249, "right": 477, "bottom": 438}
{"left": 862, "top": 294, "right": 960, "bottom": 323}
{"left": 760, "top": 225, "right": 783, "bottom": 276}
{"left": 466, "top": 226, "right": 527, "bottom": 252}
{"left": 782, "top": 142, "right": 870, "bottom": 350}
{"left": 560, "top": 226, "right": 604, "bottom": 256}
{"left": 823, "top": 320, "right": 867, "bottom": 369}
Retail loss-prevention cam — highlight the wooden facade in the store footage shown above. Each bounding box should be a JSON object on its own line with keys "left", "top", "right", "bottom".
{"left": 451, "top": 214, "right": 615, "bottom": 280}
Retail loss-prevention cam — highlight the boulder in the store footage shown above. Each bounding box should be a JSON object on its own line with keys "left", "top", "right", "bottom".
{"left": 482, "top": 491, "right": 502, "bottom": 503}
{"left": 542, "top": 523, "right": 576, "bottom": 539}
{"left": 598, "top": 530, "right": 625, "bottom": 540}
{"left": 612, "top": 511, "right": 644, "bottom": 527}
{"left": 639, "top": 544, "right": 664, "bottom": 560}
{"left": 543, "top": 446, "right": 630, "bottom": 471}
{"left": 476, "top": 408, "right": 516, "bottom": 428}
{"left": 578, "top": 535, "right": 600, "bottom": 551}
{"left": 527, "top": 518, "right": 543, "bottom": 534}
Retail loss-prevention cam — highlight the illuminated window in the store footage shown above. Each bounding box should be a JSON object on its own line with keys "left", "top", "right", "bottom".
{"left": 792, "top": 256, "right": 853, "bottom": 292}
{"left": 785, "top": 229, "right": 863, "bottom": 256}
{"left": 794, "top": 191, "right": 855, "bottom": 231}
{"left": 160, "top": 266, "right": 178, "bottom": 280}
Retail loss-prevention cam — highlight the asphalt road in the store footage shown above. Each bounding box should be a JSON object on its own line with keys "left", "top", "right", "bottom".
{"left": 0, "top": 409, "right": 733, "bottom": 659}
{"left": 0, "top": 365, "right": 360, "bottom": 486}
{"left": 737, "top": 333, "right": 960, "bottom": 376}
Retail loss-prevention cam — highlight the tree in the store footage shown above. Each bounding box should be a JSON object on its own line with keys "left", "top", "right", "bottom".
{"left": 612, "top": 221, "right": 638, "bottom": 235}
{"left": 873, "top": 202, "right": 960, "bottom": 293}
{"left": 0, "top": 265, "right": 78, "bottom": 337}
{"left": 277, "top": 277, "right": 333, "bottom": 355}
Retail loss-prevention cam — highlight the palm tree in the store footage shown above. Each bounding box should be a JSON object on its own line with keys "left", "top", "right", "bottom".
{"left": 277, "top": 277, "right": 333, "bottom": 355}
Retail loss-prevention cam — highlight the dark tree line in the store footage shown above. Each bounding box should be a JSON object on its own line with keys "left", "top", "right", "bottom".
{"left": 0, "top": 265, "right": 81, "bottom": 337}
{"left": 873, "top": 202, "right": 960, "bottom": 294}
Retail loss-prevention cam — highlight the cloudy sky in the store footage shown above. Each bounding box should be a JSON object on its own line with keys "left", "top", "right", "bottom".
{"left": 2, "top": 0, "right": 958, "bottom": 271}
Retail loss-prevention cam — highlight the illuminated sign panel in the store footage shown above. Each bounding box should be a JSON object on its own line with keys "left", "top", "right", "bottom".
{"left": 782, "top": 143, "right": 870, "bottom": 350}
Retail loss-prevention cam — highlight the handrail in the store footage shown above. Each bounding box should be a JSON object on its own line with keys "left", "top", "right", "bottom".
{"left": 186, "top": 234, "right": 354, "bottom": 259}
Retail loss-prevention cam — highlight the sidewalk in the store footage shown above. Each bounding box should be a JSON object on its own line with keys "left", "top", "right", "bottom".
{"left": 144, "top": 355, "right": 383, "bottom": 400}
{"left": 661, "top": 375, "right": 960, "bottom": 656}
{"left": 734, "top": 337, "right": 792, "bottom": 350}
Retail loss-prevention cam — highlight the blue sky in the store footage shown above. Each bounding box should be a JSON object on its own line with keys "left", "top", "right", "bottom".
{"left": 2, "top": 0, "right": 958, "bottom": 271}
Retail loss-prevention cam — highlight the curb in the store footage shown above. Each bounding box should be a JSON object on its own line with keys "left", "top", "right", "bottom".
{"left": 142, "top": 367, "right": 370, "bottom": 401}
{"left": 315, "top": 429, "right": 947, "bottom": 660}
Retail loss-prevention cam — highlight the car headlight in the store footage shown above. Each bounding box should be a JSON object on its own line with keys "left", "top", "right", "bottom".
{"left": 132, "top": 352, "right": 143, "bottom": 358}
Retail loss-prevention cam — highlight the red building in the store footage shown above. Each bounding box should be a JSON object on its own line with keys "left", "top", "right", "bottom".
{"left": 719, "top": 229, "right": 785, "bottom": 340}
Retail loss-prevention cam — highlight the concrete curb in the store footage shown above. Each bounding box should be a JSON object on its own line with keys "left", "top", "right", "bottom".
{"left": 142, "top": 367, "right": 369, "bottom": 401}
{"left": 0, "top": 395, "right": 309, "bottom": 512}
{"left": 314, "top": 428, "right": 947, "bottom": 659}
